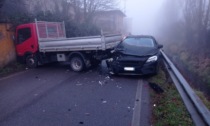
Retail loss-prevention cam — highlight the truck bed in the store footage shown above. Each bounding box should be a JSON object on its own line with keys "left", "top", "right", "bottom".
{"left": 38, "top": 34, "right": 122, "bottom": 52}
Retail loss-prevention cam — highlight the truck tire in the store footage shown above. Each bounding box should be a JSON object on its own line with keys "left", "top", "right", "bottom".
{"left": 26, "top": 55, "right": 38, "bottom": 68}
{"left": 70, "top": 56, "right": 85, "bottom": 72}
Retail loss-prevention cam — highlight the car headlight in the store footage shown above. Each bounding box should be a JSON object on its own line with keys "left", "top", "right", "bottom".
{"left": 146, "top": 56, "right": 158, "bottom": 63}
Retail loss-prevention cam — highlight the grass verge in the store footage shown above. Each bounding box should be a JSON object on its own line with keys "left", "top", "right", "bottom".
{"left": 0, "top": 62, "right": 25, "bottom": 77}
{"left": 195, "top": 91, "right": 210, "bottom": 110}
{"left": 148, "top": 66, "right": 194, "bottom": 126}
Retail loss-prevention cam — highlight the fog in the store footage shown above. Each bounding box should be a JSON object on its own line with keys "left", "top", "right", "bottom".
{"left": 121, "top": 0, "right": 165, "bottom": 35}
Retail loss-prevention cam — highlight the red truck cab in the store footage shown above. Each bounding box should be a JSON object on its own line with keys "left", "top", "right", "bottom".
{"left": 15, "top": 21, "right": 66, "bottom": 68}
{"left": 15, "top": 23, "right": 38, "bottom": 57}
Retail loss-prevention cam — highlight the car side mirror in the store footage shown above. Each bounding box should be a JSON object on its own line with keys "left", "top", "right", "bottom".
{"left": 158, "top": 44, "right": 163, "bottom": 49}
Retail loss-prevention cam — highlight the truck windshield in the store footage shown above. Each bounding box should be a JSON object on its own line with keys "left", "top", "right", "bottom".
{"left": 17, "top": 28, "right": 31, "bottom": 45}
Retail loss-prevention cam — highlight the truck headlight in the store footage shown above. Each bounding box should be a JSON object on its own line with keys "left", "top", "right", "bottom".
{"left": 146, "top": 56, "right": 158, "bottom": 63}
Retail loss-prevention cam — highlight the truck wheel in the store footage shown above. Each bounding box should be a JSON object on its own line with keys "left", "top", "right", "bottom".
{"left": 26, "top": 55, "right": 38, "bottom": 68}
{"left": 70, "top": 56, "right": 85, "bottom": 72}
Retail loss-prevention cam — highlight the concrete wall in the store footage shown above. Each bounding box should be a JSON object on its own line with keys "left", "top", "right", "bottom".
{"left": 0, "top": 23, "right": 16, "bottom": 68}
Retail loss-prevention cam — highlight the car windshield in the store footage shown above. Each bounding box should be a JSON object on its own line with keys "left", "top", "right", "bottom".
{"left": 122, "top": 37, "right": 155, "bottom": 48}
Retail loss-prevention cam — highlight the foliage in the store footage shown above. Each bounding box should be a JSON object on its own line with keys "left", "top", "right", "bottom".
{"left": 149, "top": 65, "right": 193, "bottom": 126}
{"left": 69, "top": 0, "right": 118, "bottom": 22}
{"left": 2, "top": 0, "right": 102, "bottom": 36}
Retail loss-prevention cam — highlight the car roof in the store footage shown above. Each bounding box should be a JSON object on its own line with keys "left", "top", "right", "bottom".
{"left": 126, "top": 35, "right": 155, "bottom": 38}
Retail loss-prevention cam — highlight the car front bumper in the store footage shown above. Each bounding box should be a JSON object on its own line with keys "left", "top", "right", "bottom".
{"left": 106, "top": 60, "right": 158, "bottom": 75}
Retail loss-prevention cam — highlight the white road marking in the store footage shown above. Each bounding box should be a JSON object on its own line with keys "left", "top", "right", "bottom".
{"left": 131, "top": 80, "right": 143, "bottom": 126}
{"left": 0, "top": 70, "right": 29, "bottom": 81}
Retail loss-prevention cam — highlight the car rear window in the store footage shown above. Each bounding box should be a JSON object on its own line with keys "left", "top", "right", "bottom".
{"left": 123, "top": 37, "right": 155, "bottom": 47}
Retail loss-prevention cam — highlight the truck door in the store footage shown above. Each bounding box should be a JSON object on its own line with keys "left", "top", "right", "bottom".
{"left": 15, "top": 25, "right": 38, "bottom": 57}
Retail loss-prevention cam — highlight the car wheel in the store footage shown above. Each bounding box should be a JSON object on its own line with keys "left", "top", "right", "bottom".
{"left": 70, "top": 56, "right": 85, "bottom": 72}
{"left": 26, "top": 55, "right": 38, "bottom": 68}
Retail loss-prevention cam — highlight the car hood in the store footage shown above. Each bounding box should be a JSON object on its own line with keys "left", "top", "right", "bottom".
{"left": 116, "top": 45, "right": 158, "bottom": 57}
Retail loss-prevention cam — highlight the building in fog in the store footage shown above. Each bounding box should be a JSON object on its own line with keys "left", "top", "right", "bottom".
{"left": 93, "top": 10, "right": 126, "bottom": 34}
{"left": 123, "top": 17, "right": 133, "bottom": 35}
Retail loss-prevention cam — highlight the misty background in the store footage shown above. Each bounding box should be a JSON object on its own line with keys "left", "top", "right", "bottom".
{"left": 123, "top": 0, "right": 210, "bottom": 96}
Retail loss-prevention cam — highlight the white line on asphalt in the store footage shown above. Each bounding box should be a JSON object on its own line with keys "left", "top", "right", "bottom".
{"left": 0, "top": 70, "right": 29, "bottom": 81}
{"left": 131, "top": 80, "right": 143, "bottom": 126}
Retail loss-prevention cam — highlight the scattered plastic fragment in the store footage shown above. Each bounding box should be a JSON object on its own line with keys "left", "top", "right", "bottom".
{"left": 99, "top": 81, "right": 103, "bottom": 86}
{"left": 105, "top": 76, "right": 110, "bottom": 79}
{"left": 102, "top": 100, "right": 107, "bottom": 104}
{"left": 116, "top": 85, "right": 122, "bottom": 89}
{"left": 153, "top": 104, "right": 156, "bottom": 107}
{"left": 25, "top": 68, "right": 28, "bottom": 70}
{"left": 85, "top": 113, "right": 90, "bottom": 116}
{"left": 127, "top": 106, "right": 131, "bottom": 109}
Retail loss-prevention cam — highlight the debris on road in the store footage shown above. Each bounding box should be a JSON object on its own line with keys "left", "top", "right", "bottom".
{"left": 149, "top": 82, "right": 164, "bottom": 94}
{"left": 105, "top": 76, "right": 110, "bottom": 79}
{"left": 85, "top": 113, "right": 90, "bottom": 116}
{"left": 116, "top": 85, "right": 122, "bottom": 89}
{"left": 102, "top": 100, "right": 107, "bottom": 104}
{"left": 99, "top": 81, "right": 103, "bottom": 86}
{"left": 34, "top": 94, "right": 38, "bottom": 96}
{"left": 76, "top": 83, "right": 83, "bottom": 86}
{"left": 79, "top": 122, "right": 84, "bottom": 124}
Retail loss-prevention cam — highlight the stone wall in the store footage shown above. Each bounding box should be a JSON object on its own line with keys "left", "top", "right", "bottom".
{"left": 0, "top": 23, "right": 16, "bottom": 68}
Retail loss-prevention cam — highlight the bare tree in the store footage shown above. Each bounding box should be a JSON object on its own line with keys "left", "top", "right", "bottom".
{"left": 70, "top": 0, "right": 118, "bottom": 22}
{"left": 183, "top": 0, "right": 210, "bottom": 47}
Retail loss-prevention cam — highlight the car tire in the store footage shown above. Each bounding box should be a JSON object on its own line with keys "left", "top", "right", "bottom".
{"left": 70, "top": 56, "right": 85, "bottom": 72}
{"left": 26, "top": 55, "right": 38, "bottom": 68}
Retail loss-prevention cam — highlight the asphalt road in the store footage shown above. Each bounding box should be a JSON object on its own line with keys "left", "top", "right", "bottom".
{"left": 0, "top": 62, "right": 151, "bottom": 126}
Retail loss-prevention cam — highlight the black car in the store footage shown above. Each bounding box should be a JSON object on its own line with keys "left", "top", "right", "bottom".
{"left": 106, "top": 35, "right": 163, "bottom": 75}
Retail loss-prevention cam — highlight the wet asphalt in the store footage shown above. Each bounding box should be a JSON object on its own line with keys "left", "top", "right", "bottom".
{"left": 0, "top": 62, "right": 151, "bottom": 126}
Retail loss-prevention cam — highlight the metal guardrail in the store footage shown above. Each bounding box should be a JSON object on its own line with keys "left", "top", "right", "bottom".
{"left": 161, "top": 50, "right": 210, "bottom": 126}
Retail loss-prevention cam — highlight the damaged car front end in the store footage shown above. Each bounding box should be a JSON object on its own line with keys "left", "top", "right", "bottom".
{"left": 106, "top": 35, "right": 163, "bottom": 75}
